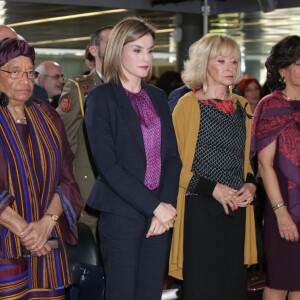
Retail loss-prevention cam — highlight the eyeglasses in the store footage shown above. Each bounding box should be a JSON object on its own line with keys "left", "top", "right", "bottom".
{"left": 42, "top": 74, "right": 65, "bottom": 80}
{"left": 0, "top": 69, "right": 37, "bottom": 79}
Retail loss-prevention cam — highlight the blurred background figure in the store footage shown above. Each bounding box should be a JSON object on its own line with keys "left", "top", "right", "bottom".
{"left": 0, "top": 24, "right": 18, "bottom": 39}
{"left": 148, "top": 74, "right": 158, "bottom": 86}
{"left": 236, "top": 74, "right": 265, "bottom": 222}
{"left": 156, "top": 70, "right": 182, "bottom": 96}
{"left": 35, "top": 61, "right": 65, "bottom": 108}
{"left": 237, "top": 74, "right": 266, "bottom": 291}
{"left": 168, "top": 41, "right": 198, "bottom": 112}
{"left": 235, "top": 75, "right": 263, "bottom": 114}
{"left": 84, "top": 42, "right": 95, "bottom": 74}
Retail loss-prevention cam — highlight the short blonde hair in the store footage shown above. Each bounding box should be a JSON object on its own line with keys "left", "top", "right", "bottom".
{"left": 104, "top": 16, "right": 156, "bottom": 83}
{"left": 182, "top": 34, "right": 242, "bottom": 90}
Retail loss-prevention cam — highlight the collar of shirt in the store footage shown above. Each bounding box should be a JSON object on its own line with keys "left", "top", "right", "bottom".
{"left": 96, "top": 70, "right": 104, "bottom": 81}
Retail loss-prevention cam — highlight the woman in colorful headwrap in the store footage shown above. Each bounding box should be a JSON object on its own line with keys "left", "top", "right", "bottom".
{"left": 251, "top": 35, "right": 300, "bottom": 300}
{"left": 0, "top": 38, "right": 83, "bottom": 299}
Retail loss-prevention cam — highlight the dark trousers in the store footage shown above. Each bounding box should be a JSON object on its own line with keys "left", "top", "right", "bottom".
{"left": 183, "top": 195, "right": 247, "bottom": 300}
{"left": 99, "top": 213, "right": 171, "bottom": 300}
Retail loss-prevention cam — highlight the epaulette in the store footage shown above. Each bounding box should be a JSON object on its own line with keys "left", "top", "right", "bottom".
{"left": 72, "top": 74, "right": 89, "bottom": 83}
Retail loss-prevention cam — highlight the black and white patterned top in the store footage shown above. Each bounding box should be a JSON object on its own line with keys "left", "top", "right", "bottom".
{"left": 188, "top": 99, "right": 246, "bottom": 193}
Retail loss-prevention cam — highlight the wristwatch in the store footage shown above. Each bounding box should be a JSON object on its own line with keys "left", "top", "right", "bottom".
{"left": 45, "top": 213, "right": 59, "bottom": 222}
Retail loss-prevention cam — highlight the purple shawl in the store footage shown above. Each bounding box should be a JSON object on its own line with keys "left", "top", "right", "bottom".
{"left": 251, "top": 90, "right": 300, "bottom": 223}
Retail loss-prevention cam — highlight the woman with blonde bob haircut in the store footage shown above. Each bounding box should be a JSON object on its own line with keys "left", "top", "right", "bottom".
{"left": 169, "top": 33, "right": 257, "bottom": 300}
{"left": 85, "top": 16, "right": 181, "bottom": 300}
{"left": 182, "top": 33, "right": 242, "bottom": 90}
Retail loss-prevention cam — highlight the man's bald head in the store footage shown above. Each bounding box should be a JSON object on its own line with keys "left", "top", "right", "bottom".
{"left": 0, "top": 25, "right": 17, "bottom": 40}
{"left": 35, "top": 61, "right": 65, "bottom": 98}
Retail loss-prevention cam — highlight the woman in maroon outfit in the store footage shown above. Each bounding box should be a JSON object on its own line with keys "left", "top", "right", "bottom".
{"left": 251, "top": 35, "right": 300, "bottom": 300}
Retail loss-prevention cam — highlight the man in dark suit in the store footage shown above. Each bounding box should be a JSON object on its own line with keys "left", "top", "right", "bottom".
{"left": 167, "top": 41, "right": 198, "bottom": 112}
{"left": 168, "top": 85, "right": 191, "bottom": 112}
{"left": 32, "top": 84, "right": 48, "bottom": 103}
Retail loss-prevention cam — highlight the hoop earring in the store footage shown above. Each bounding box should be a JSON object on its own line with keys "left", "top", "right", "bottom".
{"left": 203, "top": 83, "right": 208, "bottom": 94}
{"left": 279, "top": 75, "right": 286, "bottom": 84}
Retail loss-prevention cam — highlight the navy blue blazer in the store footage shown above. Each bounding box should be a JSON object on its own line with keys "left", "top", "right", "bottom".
{"left": 85, "top": 81, "right": 181, "bottom": 219}
{"left": 168, "top": 85, "right": 191, "bottom": 113}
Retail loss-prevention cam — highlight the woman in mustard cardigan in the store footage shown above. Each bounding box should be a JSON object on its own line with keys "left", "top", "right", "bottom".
{"left": 169, "top": 34, "right": 257, "bottom": 300}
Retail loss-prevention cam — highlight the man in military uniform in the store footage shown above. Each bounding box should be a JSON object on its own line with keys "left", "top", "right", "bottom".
{"left": 84, "top": 42, "right": 95, "bottom": 72}
{"left": 57, "top": 26, "right": 113, "bottom": 239}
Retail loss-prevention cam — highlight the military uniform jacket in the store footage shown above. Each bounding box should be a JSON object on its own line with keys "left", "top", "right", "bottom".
{"left": 57, "top": 69, "right": 102, "bottom": 202}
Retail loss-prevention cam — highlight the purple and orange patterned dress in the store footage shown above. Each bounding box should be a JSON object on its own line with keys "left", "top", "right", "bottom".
{"left": 0, "top": 101, "right": 83, "bottom": 299}
{"left": 251, "top": 90, "right": 300, "bottom": 290}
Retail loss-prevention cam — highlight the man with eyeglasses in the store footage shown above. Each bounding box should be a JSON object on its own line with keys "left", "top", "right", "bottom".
{"left": 57, "top": 26, "right": 113, "bottom": 244}
{"left": 35, "top": 61, "right": 65, "bottom": 108}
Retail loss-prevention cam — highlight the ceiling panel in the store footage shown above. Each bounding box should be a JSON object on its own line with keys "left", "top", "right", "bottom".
{"left": 5, "top": 0, "right": 300, "bottom": 15}
{"left": 1, "top": 1, "right": 300, "bottom": 65}
{"left": 3, "top": 1, "right": 177, "bottom": 52}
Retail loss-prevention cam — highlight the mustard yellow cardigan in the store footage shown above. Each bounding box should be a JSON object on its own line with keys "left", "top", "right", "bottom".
{"left": 169, "top": 92, "right": 258, "bottom": 280}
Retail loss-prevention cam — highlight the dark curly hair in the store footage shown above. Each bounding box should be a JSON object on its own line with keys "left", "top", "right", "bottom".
{"left": 265, "top": 35, "right": 300, "bottom": 91}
